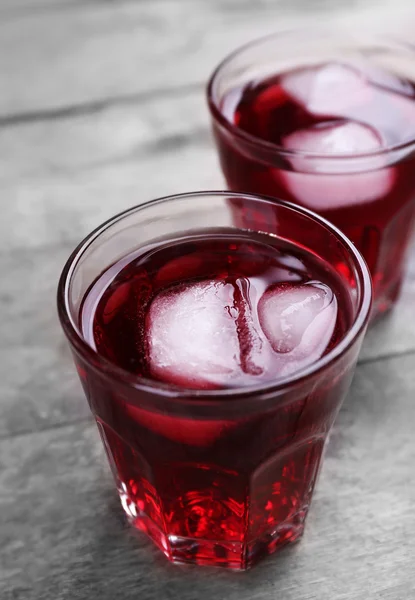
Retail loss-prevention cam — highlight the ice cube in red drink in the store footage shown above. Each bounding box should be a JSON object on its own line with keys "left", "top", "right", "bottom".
{"left": 210, "top": 59, "right": 415, "bottom": 315}
{"left": 279, "top": 121, "right": 395, "bottom": 209}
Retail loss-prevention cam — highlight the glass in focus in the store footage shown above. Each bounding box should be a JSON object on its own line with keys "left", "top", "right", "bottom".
{"left": 207, "top": 31, "right": 415, "bottom": 318}
{"left": 57, "top": 192, "right": 371, "bottom": 569}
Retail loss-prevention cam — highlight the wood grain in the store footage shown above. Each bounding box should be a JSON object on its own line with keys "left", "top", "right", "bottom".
{"left": 1, "top": 354, "right": 414, "bottom": 599}
{"left": 0, "top": 88, "right": 206, "bottom": 181}
{"left": 0, "top": 89, "right": 217, "bottom": 253}
{"left": 0, "top": 0, "right": 317, "bottom": 13}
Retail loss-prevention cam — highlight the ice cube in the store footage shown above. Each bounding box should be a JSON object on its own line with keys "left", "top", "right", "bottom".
{"left": 258, "top": 282, "right": 337, "bottom": 376}
{"left": 283, "top": 121, "right": 382, "bottom": 155}
{"left": 146, "top": 279, "right": 260, "bottom": 389}
{"left": 278, "top": 120, "right": 395, "bottom": 210}
{"left": 281, "top": 63, "right": 371, "bottom": 116}
{"left": 278, "top": 164, "right": 395, "bottom": 211}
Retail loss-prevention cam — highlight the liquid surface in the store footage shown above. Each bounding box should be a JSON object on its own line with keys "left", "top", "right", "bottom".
{"left": 223, "top": 62, "right": 415, "bottom": 152}
{"left": 82, "top": 230, "right": 349, "bottom": 390}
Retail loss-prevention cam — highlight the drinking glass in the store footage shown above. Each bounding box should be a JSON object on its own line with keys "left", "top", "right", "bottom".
{"left": 207, "top": 31, "right": 415, "bottom": 318}
{"left": 58, "top": 192, "right": 372, "bottom": 569}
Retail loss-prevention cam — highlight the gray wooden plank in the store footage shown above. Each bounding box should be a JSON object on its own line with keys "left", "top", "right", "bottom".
{"left": 0, "top": 82, "right": 216, "bottom": 253}
{"left": 359, "top": 260, "right": 415, "bottom": 362}
{"left": 0, "top": 89, "right": 206, "bottom": 182}
{"left": 0, "top": 0, "right": 279, "bottom": 11}
{"left": 0, "top": 244, "right": 91, "bottom": 439}
{"left": 0, "top": 0, "right": 395, "bottom": 15}
{"left": 0, "top": 144, "right": 221, "bottom": 253}
{"left": 0, "top": 0, "right": 82, "bottom": 13}
{"left": 360, "top": 271, "right": 415, "bottom": 362}
{"left": 0, "top": 89, "right": 216, "bottom": 250}
{"left": 0, "top": 0, "right": 316, "bottom": 13}
{"left": 0, "top": 0, "right": 172, "bottom": 17}
{"left": 1, "top": 353, "right": 414, "bottom": 599}
{"left": 0, "top": 0, "right": 413, "bottom": 118}
{"left": 0, "top": 342, "right": 90, "bottom": 439}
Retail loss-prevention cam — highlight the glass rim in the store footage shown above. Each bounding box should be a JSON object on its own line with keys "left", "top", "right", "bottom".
{"left": 57, "top": 191, "right": 372, "bottom": 401}
{"left": 207, "top": 29, "right": 415, "bottom": 161}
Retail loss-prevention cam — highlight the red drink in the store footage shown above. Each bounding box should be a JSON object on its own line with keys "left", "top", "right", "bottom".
{"left": 58, "top": 193, "right": 371, "bottom": 569}
{"left": 208, "top": 34, "right": 415, "bottom": 317}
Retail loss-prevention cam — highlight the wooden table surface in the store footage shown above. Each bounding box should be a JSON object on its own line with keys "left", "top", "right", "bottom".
{"left": 1, "top": 1, "right": 415, "bottom": 598}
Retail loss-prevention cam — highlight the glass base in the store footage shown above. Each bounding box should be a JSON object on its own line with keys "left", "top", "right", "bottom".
{"left": 119, "top": 488, "right": 306, "bottom": 570}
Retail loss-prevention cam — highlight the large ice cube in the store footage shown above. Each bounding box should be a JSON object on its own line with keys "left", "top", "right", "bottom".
{"left": 281, "top": 61, "right": 415, "bottom": 146}
{"left": 147, "top": 279, "right": 262, "bottom": 389}
{"left": 283, "top": 121, "right": 382, "bottom": 155}
{"left": 279, "top": 120, "right": 395, "bottom": 210}
{"left": 278, "top": 164, "right": 395, "bottom": 211}
{"left": 281, "top": 63, "right": 371, "bottom": 116}
{"left": 257, "top": 283, "right": 337, "bottom": 376}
